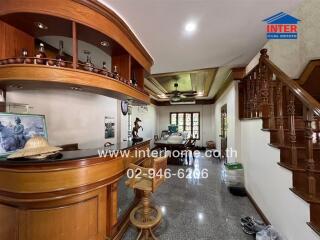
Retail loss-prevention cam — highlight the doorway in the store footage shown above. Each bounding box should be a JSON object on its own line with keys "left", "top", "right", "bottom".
{"left": 220, "top": 104, "right": 227, "bottom": 161}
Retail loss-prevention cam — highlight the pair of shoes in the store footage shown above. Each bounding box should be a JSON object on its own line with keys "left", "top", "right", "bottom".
{"left": 240, "top": 216, "right": 264, "bottom": 226}
{"left": 241, "top": 216, "right": 266, "bottom": 235}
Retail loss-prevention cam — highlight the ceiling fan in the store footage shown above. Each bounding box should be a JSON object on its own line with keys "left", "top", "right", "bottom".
{"left": 165, "top": 82, "right": 197, "bottom": 102}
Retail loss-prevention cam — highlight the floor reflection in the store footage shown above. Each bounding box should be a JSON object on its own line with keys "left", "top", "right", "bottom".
{"left": 123, "top": 151, "right": 260, "bottom": 240}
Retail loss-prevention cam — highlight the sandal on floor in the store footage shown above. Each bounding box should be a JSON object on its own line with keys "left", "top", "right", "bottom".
{"left": 241, "top": 216, "right": 265, "bottom": 226}
{"left": 242, "top": 224, "right": 256, "bottom": 235}
{"left": 242, "top": 221, "right": 267, "bottom": 235}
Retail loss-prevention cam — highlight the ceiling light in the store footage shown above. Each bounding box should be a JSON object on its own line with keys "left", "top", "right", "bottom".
{"left": 185, "top": 22, "right": 197, "bottom": 33}
{"left": 197, "top": 91, "right": 204, "bottom": 96}
{"left": 100, "top": 41, "right": 110, "bottom": 47}
{"left": 158, "top": 94, "right": 167, "bottom": 99}
{"left": 171, "top": 95, "right": 181, "bottom": 102}
{"left": 34, "top": 22, "right": 48, "bottom": 30}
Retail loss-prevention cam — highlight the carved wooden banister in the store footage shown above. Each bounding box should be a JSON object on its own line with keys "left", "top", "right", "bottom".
{"left": 261, "top": 56, "right": 320, "bottom": 116}
{"left": 239, "top": 48, "right": 320, "bottom": 234}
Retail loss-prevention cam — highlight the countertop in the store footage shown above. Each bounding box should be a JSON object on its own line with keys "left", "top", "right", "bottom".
{"left": 0, "top": 139, "right": 150, "bottom": 165}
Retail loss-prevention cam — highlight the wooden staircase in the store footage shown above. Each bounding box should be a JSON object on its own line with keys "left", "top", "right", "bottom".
{"left": 239, "top": 49, "right": 320, "bottom": 235}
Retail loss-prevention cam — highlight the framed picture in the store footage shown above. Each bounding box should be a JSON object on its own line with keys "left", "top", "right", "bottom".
{"left": 0, "top": 113, "right": 48, "bottom": 157}
{"left": 105, "top": 116, "right": 115, "bottom": 139}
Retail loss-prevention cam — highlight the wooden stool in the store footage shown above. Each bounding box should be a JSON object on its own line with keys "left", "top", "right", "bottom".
{"left": 126, "top": 156, "right": 167, "bottom": 240}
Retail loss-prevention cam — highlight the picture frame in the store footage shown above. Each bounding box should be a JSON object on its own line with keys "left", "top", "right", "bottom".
{"left": 105, "top": 116, "right": 115, "bottom": 139}
{"left": 0, "top": 112, "right": 48, "bottom": 157}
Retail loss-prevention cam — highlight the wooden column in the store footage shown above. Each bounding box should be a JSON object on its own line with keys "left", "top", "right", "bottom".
{"left": 249, "top": 74, "right": 254, "bottom": 118}
{"left": 287, "top": 89, "right": 297, "bottom": 167}
{"left": 72, "top": 21, "right": 78, "bottom": 69}
{"left": 268, "top": 70, "right": 275, "bottom": 129}
{"left": 276, "top": 80, "right": 285, "bottom": 145}
{"left": 259, "top": 49, "right": 270, "bottom": 118}
{"left": 303, "top": 107, "right": 316, "bottom": 196}
{"left": 109, "top": 182, "right": 118, "bottom": 236}
{"left": 252, "top": 71, "right": 258, "bottom": 118}
{"left": 246, "top": 77, "right": 251, "bottom": 118}
{"left": 316, "top": 117, "right": 320, "bottom": 145}
{"left": 243, "top": 80, "right": 247, "bottom": 118}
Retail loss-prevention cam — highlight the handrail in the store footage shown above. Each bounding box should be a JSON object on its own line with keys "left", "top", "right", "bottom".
{"left": 262, "top": 56, "right": 320, "bottom": 116}
{"left": 243, "top": 49, "right": 320, "bottom": 116}
{"left": 239, "top": 49, "right": 320, "bottom": 231}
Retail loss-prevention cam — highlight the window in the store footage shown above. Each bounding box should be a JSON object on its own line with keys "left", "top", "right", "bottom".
{"left": 170, "top": 112, "right": 200, "bottom": 139}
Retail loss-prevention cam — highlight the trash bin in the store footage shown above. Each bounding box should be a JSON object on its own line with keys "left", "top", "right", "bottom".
{"left": 223, "top": 162, "right": 246, "bottom": 196}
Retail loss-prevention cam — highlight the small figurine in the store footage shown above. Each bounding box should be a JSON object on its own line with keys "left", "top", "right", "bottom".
{"left": 35, "top": 43, "right": 47, "bottom": 65}
{"left": 132, "top": 117, "right": 143, "bottom": 142}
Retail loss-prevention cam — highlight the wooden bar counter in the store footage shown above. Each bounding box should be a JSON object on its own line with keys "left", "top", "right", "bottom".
{"left": 0, "top": 139, "right": 150, "bottom": 240}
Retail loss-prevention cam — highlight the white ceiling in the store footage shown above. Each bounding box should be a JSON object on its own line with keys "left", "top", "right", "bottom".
{"left": 100, "top": 0, "right": 302, "bottom": 74}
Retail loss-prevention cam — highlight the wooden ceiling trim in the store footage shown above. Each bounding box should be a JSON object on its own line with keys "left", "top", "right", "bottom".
{"left": 231, "top": 67, "right": 246, "bottom": 80}
{"left": 297, "top": 59, "right": 320, "bottom": 85}
{"left": 205, "top": 69, "right": 217, "bottom": 96}
{"left": 148, "top": 76, "right": 168, "bottom": 94}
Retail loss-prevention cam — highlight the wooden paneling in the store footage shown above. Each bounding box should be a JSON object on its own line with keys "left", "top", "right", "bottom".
{"left": 0, "top": 64, "right": 150, "bottom": 104}
{"left": 0, "top": 205, "right": 19, "bottom": 240}
{"left": 112, "top": 54, "right": 131, "bottom": 80}
{"left": 132, "top": 66, "right": 145, "bottom": 88}
{"left": 19, "top": 195, "right": 103, "bottom": 240}
{"left": 0, "top": 141, "right": 150, "bottom": 240}
{"left": 0, "top": 20, "right": 34, "bottom": 59}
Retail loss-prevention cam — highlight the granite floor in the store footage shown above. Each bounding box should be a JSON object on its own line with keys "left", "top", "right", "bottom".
{"left": 123, "top": 152, "right": 260, "bottom": 240}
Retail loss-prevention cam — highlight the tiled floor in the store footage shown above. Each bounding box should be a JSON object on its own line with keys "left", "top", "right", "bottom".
{"left": 123, "top": 152, "right": 260, "bottom": 240}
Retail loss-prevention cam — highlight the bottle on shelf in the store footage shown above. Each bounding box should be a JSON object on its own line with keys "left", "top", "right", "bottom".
{"left": 16, "top": 49, "right": 28, "bottom": 64}
{"left": 112, "top": 65, "right": 119, "bottom": 80}
{"left": 56, "top": 40, "right": 66, "bottom": 67}
{"left": 34, "top": 43, "right": 47, "bottom": 65}
{"left": 101, "top": 61, "right": 109, "bottom": 75}
{"left": 83, "top": 50, "right": 94, "bottom": 72}
{"left": 132, "top": 71, "right": 138, "bottom": 87}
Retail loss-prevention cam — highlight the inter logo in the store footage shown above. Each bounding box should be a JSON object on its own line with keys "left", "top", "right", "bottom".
{"left": 263, "top": 12, "right": 301, "bottom": 39}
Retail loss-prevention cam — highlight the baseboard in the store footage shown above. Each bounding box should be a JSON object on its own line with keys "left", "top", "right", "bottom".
{"left": 245, "top": 189, "right": 271, "bottom": 225}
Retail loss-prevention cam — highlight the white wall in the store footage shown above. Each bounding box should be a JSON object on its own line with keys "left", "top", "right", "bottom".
{"left": 157, "top": 104, "right": 214, "bottom": 147}
{"left": 246, "top": 0, "right": 320, "bottom": 78}
{"left": 241, "top": 120, "right": 319, "bottom": 240}
{"left": 212, "top": 81, "right": 240, "bottom": 162}
{"left": 131, "top": 104, "right": 158, "bottom": 146}
{"left": 6, "top": 89, "right": 120, "bottom": 149}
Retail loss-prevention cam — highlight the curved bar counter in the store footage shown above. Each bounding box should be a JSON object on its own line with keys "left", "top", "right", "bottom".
{"left": 0, "top": 1, "right": 154, "bottom": 239}
{"left": 0, "top": 139, "right": 150, "bottom": 240}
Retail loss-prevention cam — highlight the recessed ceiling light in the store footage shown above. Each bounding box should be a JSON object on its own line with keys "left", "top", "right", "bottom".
{"left": 197, "top": 91, "right": 204, "bottom": 96}
{"left": 34, "top": 22, "right": 48, "bottom": 30}
{"left": 100, "top": 41, "right": 110, "bottom": 47}
{"left": 185, "top": 22, "right": 197, "bottom": 33}
{"left": 158, "top": 94, "right": 167, "bottom": 99}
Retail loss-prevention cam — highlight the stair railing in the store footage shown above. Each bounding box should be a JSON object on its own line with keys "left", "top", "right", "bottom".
{"left": 239, "top": 49, "right": 320, "bottom": 198}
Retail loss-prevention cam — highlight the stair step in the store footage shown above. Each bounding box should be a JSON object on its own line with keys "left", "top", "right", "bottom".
{"left": 290, "top": 188, "right": 320, "bottom": 204}
{"left": 307, "top": 222, "right": 320, "bottom": 236}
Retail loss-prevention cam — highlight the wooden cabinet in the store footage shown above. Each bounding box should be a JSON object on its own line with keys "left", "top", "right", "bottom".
{"left": 0, "top": 0, "right": 153, "bottom": 104}
{"left": 0, "top": 140, "right": 151, "bottom": 240}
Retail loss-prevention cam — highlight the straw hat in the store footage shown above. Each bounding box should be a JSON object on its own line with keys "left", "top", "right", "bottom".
{"left": 7, "top": 135, "right": 62, "bottom": 159}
